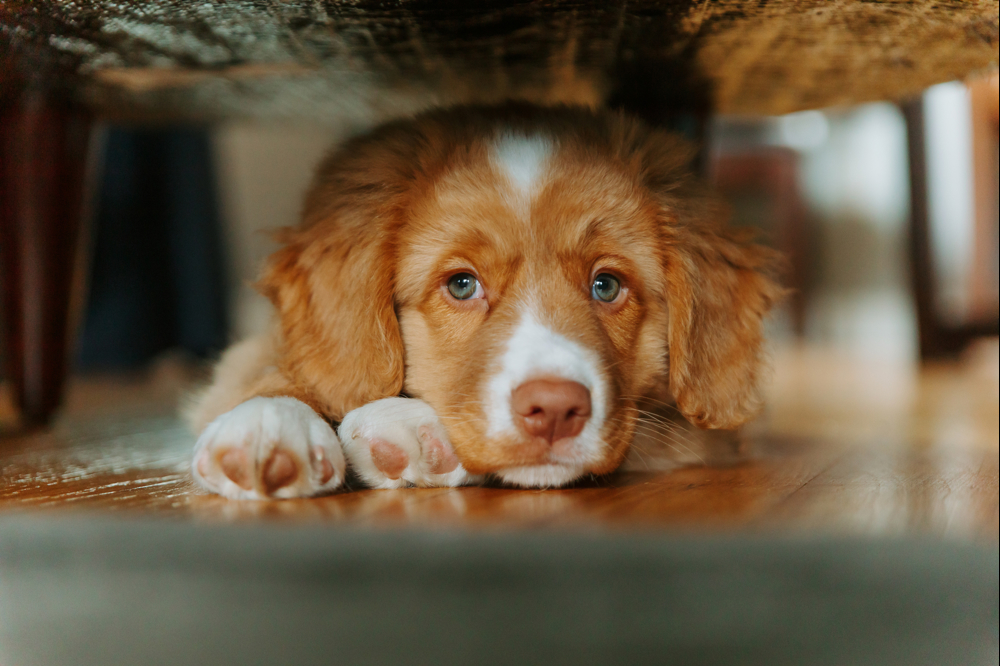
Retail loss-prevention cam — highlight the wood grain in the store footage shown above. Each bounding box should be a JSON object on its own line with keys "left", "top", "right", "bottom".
{"left": 1, "top": 344, "right": 996, "bottom": 539}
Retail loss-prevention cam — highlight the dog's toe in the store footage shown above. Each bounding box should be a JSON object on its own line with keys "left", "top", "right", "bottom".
{"left": 192, "top": 397, "right": 346, "bottom": 499}
{"left": 339, "top": 397, "right": 480, "bottom": 489}
{"left": 421, "top": 429, "right": 460, "bottom": 474}
{"left": 218, "top": 446, "right": 254, "bottom": 490}
{"left": 369, "top": 439, "right": 410, "bottom": 479}
{"left": 262, "top": 449, "right": 299, "bottom": 492}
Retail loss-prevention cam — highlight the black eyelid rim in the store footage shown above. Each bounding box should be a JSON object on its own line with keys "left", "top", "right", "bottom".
{"left": 591, "top": 271, "right": 622, "bottom": 291}
{"left": 442, "top": 266, "right": 483, "bottom": 283}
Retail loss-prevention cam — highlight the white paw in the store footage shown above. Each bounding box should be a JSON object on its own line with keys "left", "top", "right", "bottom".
{"left": 192, "top": 397, "right": 346, "bottom": 499}
{"left": 338, "top": 397, "right": 481, "bottom": 489}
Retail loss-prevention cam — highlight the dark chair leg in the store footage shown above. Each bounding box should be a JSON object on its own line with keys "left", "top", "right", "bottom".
{"left": 0, "top": 93, "right": 92, "bottom": 425}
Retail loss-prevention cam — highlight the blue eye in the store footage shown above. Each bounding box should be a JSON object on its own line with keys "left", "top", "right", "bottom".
{"left": 591, "top": 274, "right": 621, "bottom": 302}
{"left": 447, "top": 273, "right": 479, "bottom": 300}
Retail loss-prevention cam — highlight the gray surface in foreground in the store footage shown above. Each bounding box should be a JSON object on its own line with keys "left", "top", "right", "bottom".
{"left": 0, "top": 515, "right": 996, "bottom": 666}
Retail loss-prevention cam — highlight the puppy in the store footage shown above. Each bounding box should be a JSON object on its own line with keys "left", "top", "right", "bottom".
{"left": 187, "top": 103, "right": 782, "bottom": 499}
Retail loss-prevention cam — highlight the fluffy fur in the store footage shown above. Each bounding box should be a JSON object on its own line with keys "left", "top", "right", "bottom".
{"left": 188, "top": 103, "right": 783, "bottom": 499}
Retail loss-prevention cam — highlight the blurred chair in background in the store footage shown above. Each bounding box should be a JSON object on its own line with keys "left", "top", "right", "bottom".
{"left": 77, "top": 127, "right": 229, "bottom": 370}
{"left": 710, "top": 146, "right": 811, "bottom": 337}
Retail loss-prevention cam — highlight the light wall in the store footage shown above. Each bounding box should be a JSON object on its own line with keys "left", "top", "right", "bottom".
{"left": 213, "top": 122, "right": 348, "bottom": 341}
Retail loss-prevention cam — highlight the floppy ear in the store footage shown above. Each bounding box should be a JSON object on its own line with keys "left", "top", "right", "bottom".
{"left": 259, "top": 215, "right": 404, "bottom": 420}
{"left": 257, "top": 122, "right": 430, "bottom": 420}
{"left": 259, "top": 218, "right": 404, "bottom": 421}
{"left": 661, "top": 226, "right": 784, "bottom": 429}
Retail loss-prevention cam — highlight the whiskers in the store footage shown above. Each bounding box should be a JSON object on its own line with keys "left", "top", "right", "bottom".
{"left": 614, "top": 398, "right": 707, "bottom": 467}
{"left": 621, "top": 393, "right": 685, "bottom": 416}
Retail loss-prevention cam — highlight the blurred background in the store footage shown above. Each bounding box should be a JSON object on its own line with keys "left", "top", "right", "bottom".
{"left": 68, "top": 75, "right": 998, "bottom": 367}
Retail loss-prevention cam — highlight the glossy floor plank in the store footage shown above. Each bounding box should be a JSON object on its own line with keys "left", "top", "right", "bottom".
{"left": 1, "top": 343, "right": 997, "bottom": 538}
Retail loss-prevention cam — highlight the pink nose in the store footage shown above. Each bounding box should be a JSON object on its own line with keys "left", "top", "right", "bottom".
{"left": 511, "top": 379, "right": 592, "bottom": 444}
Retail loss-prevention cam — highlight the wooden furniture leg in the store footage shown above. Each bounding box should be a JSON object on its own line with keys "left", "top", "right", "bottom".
{"left": 0, "top": 93, "right": 92, "bottom": 425}
{"left": 902, "top": 99, "right": 999, "bottom": 361}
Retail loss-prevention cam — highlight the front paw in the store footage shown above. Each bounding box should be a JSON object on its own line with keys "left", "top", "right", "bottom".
{"left": 339, "top": 398, "right": 481, "bottom": 489}
{"left": 192, "top": 397, "right": 346, "bottom": 499}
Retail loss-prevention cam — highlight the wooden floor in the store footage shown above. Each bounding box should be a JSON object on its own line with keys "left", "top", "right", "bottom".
{"left": 1, "top": 341, "right": 997, "bottom": 539}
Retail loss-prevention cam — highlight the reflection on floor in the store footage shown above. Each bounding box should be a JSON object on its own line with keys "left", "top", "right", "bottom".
{"left": 0, "top": 340, "right": 997, "bottom": 538}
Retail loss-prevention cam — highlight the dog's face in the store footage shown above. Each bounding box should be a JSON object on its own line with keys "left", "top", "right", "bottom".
{"left": 394, "top": 134, "right": 668, "bottom": 485}
{"left": 262, "top": 105, "right": 781, "bottom": 487}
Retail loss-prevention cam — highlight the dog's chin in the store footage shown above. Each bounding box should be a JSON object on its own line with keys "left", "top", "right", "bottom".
{"left": 494, "top": 464, "right": 588, "bottom": 488}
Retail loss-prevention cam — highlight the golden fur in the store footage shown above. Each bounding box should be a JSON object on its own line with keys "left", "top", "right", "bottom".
{"left": 189, "top": 103, "right": 783, "bottom": 481}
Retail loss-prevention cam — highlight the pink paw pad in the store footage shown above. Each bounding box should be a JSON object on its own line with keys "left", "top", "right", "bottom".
{"left": 311, "top": 446, "right": 337, "bottom": 485}
{"left": 419, "top": 426, "right": 460, "bottom": 474}
{"left": 369, "top": 439, "right": 409, "bottom": 479}
{"left": 338, "top": 397, "right": 476, "bottom": 489}
{"left": 209, "top": 446, "right": 303, "bottom": 494}
{"left": 261, "top": 450, "right": 299, "bottom": 493}
{"left": 217, "top": 447, "right": 253, "bottom": 490}
{"left": 191, "top": 397, "right": 346, "bottom": 499}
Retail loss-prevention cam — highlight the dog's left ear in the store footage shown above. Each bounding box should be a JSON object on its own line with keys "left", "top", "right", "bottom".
{"left": 661, "top": 225, "right": 784, "bottom": 429}
{"left": 616, "top": 114, "right": 782, "bottom": 428}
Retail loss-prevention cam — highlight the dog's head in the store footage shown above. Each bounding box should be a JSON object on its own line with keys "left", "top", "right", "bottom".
{"left": 261, "top": 104, "right": 782, "bottom": 487}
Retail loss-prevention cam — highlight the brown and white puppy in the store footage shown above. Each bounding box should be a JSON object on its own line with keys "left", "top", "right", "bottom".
{"left": 187, "top": 104, "right": 782, "bottom": 499}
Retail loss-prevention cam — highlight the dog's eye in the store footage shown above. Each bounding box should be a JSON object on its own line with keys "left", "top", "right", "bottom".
{"left": 591, "top": 273, "right": 621, "bottom": 303}
{"left": 447, "top": 273, "right": 480, "bottom": 300}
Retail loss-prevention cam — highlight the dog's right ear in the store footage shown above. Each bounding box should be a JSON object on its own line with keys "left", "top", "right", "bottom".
{"left": 260, "top": 219, "right": 404, "bottom": 421}
{"left": 258, "top": 128, "right": 424, "bottom": 420}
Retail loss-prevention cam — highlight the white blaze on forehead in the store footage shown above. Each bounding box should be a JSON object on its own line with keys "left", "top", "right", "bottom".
{"left": 490, "top": 132, "right": 553, "bottom": 213}
{"left": 485, "top": 310, "right": 608, "bottom": 465}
